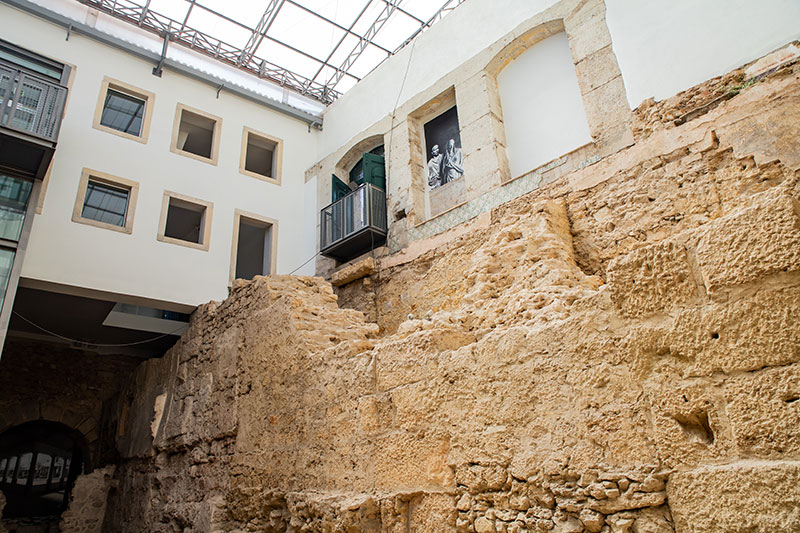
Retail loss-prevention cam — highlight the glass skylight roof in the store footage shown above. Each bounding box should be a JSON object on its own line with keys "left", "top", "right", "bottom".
{"left": 75, "top": 0, "right": 466, "bottom": 104}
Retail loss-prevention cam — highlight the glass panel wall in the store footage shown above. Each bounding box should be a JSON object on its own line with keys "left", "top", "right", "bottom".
{"left": 0, "top": 175, "right": 33, "bottom": 241}
{"left": 0, "top": 174, "right": 33, "bottom": 317}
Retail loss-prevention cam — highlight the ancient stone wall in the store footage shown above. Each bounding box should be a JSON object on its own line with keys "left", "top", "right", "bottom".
{"left": 102, "top": 56, "right": 800, "bottom": 532}
{"left": 59, "top": 465, "right": 116, "bottom": 533}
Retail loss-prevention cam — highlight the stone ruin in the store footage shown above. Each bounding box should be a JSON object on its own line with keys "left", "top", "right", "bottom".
{"left": 2, "top": 23, "right": 800, "bottom": 533}
{"left": 72, "top": 52, "right": 800, "bottom": 532}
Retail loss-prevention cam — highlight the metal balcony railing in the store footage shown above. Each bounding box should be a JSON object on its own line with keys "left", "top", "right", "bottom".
{"left": 320, "top": 183, "right": 388, "bottom": 261}
{"left": 0, "top": 61, "right": 67, "bottom": 143}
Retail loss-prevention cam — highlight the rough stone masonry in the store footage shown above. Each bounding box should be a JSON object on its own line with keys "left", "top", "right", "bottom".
{"left": 66, "top": 48, "right": 800, "bottom": 532}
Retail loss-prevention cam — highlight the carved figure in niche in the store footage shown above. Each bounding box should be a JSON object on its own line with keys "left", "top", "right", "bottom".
{"left": 427, "top": 144, "right": 443, "bottom": 187}
{"left": 441, "top": 138, "right": 463, "bottom": 184}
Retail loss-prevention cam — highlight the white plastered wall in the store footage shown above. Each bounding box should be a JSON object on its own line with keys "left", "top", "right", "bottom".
{"left": 321, "top": 0, "right": 800, "bottom": 162}
{"left": 497, "top": 32, "right": 592, "bottom": 178}
{"left": 1, "top": 3, "right": 319, "bottom": 309}
{"left": 605, "top": 0, "right": 800, "bottom": 108}
{"left": 318, "top": 0, "right": 560, "bottom": 161}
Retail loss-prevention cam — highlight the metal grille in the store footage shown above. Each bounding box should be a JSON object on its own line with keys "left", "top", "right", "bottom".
{"left": 0, "top": 64, "right": 66, "bottom": 142}
{"left": 320, "top": 183, "right": 387, "bottom": 250}
{"left": 74, "top": 0, "right": 467, "bottom": 105}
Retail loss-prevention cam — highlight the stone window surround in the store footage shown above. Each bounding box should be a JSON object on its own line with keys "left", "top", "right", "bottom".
{"left": 228, "top": 209, "right": 279, "bottom": 286}
{"left": 71, "top": 168, "right": 139, "bottom": 235}
{"left": 92, "top": 76, "right": 155, "bottom": 144}
{"left": 239, "top": 127, "right": 284, "bottom": 185}
{"left": 406, "top": 86, "right": 462, "bottom": 221}
{"left": 400, "top": 13, "right": 632, "bottom": 231}
{"left": 169, "top": 103, "right": 223, "bottom": 166}
{"left": 314, "top": 2, "right": 634, "bottom": 275}
{"left": 156, "top": 190, "right": 214, "bottom": 252}
{"left": 333, "top": 134, "right": 386, "bottom": 185}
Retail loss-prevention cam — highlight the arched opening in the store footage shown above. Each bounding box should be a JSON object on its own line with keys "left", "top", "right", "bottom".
{"left": 347, "top": 144, "right": 385, "bottom": 186}
{"left": 0, "top": 421, "right": 88, "bottom": 528}
{"left": 321, "top": 135, "right": 388, "bottom": 263}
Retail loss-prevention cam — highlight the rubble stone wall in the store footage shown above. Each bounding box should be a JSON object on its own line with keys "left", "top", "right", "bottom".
{"left": 103, "top": 52, "right": 800, "bottom": 533}
{"left": 59, "top": 465, "right": 116, "bottom": 533}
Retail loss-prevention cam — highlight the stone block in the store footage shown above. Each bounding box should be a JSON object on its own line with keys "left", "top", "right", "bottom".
{"left": 408, "top": 493, "right": 458, "bottom": 532}
{"left": 668, "top": 461, "right": 800, "bottom": 532}
{"left": 694, "top": 190, "right": 800, "bottom": 293}
{"left": 429, "top": 177, "right": 467, "bottom": 217}
{"left": 724, "top": 364, "right": 800, "bottom": 457}
{"left": 575, "top": 45, "right": 621, "bottom": 94}
{"left": 331, "top": 257, "right": 375, "bottom": 287}
{"left": 460, "top": 111, "right": 507, "bottom": 153}
{"left": 372, "top": 429, "right": 454, "bottom": 491}
{"left": 375, "top": 328, "right": 473, "bottom": 392}
{"left": 669, "top": 285, "right": 800, "bottom": 376}
{"left": 456, "top": 72, "right": 504, "bottom": 128}
{"left": 581, "top": 75, "right": 632, "bottom": 140}
{"left": 565, "top": 17, "right": 612, "bottom": 63}
{"left": 607, "top": 238, "right": 699, "bottom": 317}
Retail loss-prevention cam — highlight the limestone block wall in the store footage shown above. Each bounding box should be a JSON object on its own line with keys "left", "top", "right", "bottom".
{"left": 100, "top": 51, "right": 800, "bottom": 533}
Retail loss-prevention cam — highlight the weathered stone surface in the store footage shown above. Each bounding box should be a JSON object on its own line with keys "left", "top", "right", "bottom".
{"left": 86, "top": 36, "right": 800, "bottom": 533}
{"left": 724, "top": 364, "right": 800, "bottom": 457}
{"left": 59, "top": 466, "right": 116, "bottom": 533}
{"left": 669, "top": 285, "right": 800, "bottom": 376}
{"left": 607, "top": 237, "right": 698, "bottom": 317}
{"left": 694, "top": 189, "right": 800, "bottom": 293}
{"left": 668, "top": 461, "right": 800, "bottom": 532}
{"left": 331, "top": 257, "right": 375, "bottom": 287}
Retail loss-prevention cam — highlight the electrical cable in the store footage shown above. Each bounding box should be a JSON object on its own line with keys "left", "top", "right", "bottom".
{"left": 11, "top": 311, "right": 187, "bottom": 348}
{"left": 293, "top": 25, "right": 418, "bottom": 280}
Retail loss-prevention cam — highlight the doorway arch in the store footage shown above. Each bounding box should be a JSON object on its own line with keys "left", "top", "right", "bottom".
{"left": 0, "top": 421, "right": 89, "bottom": 524}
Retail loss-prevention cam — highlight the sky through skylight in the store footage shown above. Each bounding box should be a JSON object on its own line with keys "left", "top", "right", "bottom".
{"left": 75, "top": 0, "right": 466, "bottom": 104}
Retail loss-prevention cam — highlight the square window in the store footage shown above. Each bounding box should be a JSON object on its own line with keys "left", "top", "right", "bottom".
{"left": 82, "top": 180, "right": 129, "bottom": 227}
{"left": 92, "top": 78, "right": 154, "bottom": 143}
{"left": 230, "top": 210, "right": 277, "bottom": 283}
{"left": 240, "top": 127, "right": 282, "bottom": 184}
{"left": 72, "top": 169, "right": 138, "bottom": 233}
{"left": 100, "top": 89, "right": 144, "bottom": 136}
{"left": 171, "top": 104, "right": 222, "bottom": 164}
{"left": 157, "top": 192, "right": 213, "bottom": 251}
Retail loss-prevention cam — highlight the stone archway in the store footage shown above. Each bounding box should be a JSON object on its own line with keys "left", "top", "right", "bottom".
{"left": 0, "top": 420, "right": 90, "bottom": 531}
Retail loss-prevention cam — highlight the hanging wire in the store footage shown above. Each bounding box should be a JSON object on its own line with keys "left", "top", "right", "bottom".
{"left": 12, "top": 311, "right": 187, "bottom": 348}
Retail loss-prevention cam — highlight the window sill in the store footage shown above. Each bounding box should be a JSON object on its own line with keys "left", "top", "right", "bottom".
{"left": 157, "top": 233, "right": 210, "bottom": 252}
{"left": 71, "top": 214, "right": 133, "bottom": 234}
{"left": 92, "top": 123, "right": 148, "bottom": 144}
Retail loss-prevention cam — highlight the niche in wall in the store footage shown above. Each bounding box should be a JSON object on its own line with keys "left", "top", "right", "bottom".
{"left": 408, "top": 88, "right": 467, "bottom": 220}
{"left": 424, "top": 106, "right": 464, "bottom": 189}
{"left": 496, "top": 31, "right": 591, "bottom": 178}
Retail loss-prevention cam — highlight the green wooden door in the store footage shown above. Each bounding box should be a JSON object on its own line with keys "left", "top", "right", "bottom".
{"left": 362, "top": 152, "right": 386, "bottom": 190}
{"left": 331, "top": 174, "right": 350, "bottom": 202}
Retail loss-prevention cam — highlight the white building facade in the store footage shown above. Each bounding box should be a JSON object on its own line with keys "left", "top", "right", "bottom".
{"left": 0, "top": 0, "right": 322, "bottom": 354}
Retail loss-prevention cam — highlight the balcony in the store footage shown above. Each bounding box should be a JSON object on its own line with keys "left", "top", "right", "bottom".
{"left": 320, "top": 183, "right": 388, "bottom": 262}
{"left": 0, "top": 60, "right": 68, "bottom": 179}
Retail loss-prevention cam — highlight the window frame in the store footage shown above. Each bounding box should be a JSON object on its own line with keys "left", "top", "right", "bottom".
{"left": 92, "top": 77, "right": 155, "bottom": 144}
{"left": 170, "top": 103, "right": 222, "bottom": 165}
{"left": 157, "top": 191, "right": 213, "bottom": 251}
{"left": 239, "top": 127, "right": 283, "bottom": 185}
{"left": 229, "top": 209, "right": 278, "bottom": 285}
{"left": 71, "top": 168, "right": 139, "bottom": 234}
